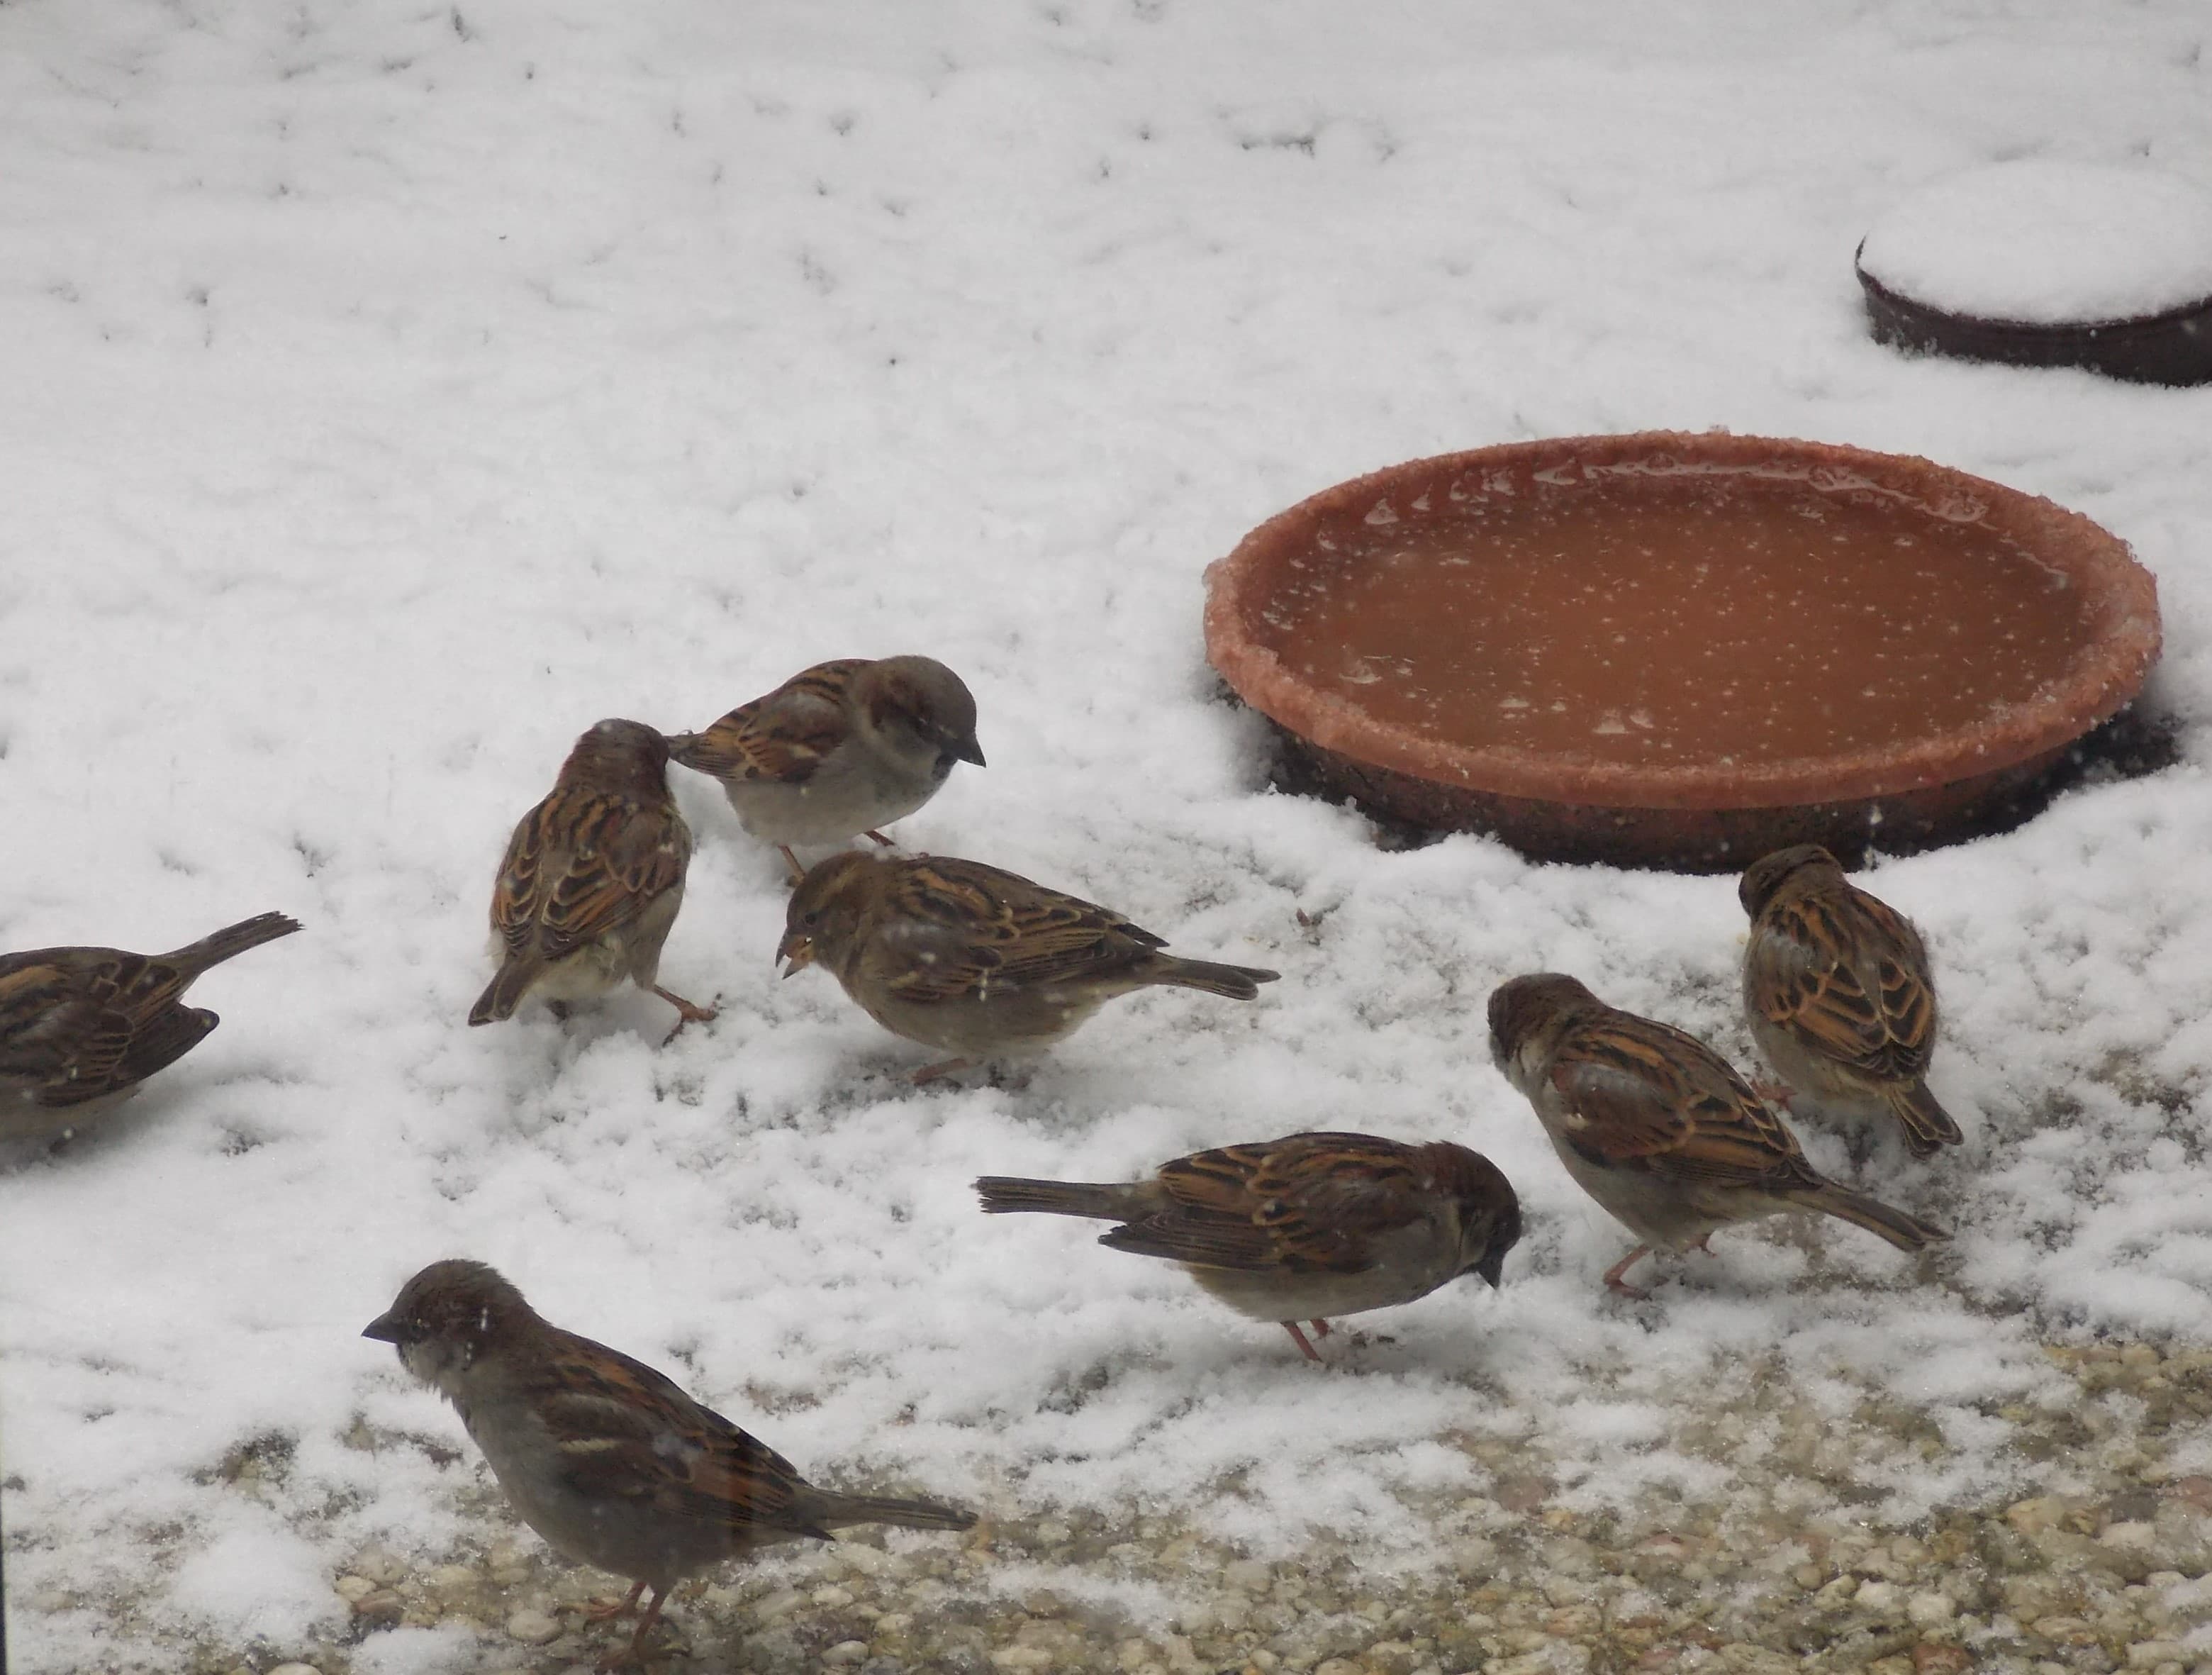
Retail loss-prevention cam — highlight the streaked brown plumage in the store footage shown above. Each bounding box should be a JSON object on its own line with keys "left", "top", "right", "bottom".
{"left": 977, "top": 1131, "right": 1521, "bottom": 1359}
{"left": 470, "top": 719, "right": 713, "bottom": 1040}
{"left": 1, "top": 912, "right": 301, "bottom": 1143}
{"left": 778, "top": 851, "right": 1279, "bottom": 1080}
{"left": 1488, "top": 973, "right": 1947, "bottom": 1297}
{"left": 667, "top": 657, "right": 983, "bottom": 879}
{"left": 1740, "top": 845, "right": 1960, "bottom": 1157}
{"left": 364, "top": 1261, "right": 972, "bottom": 1669}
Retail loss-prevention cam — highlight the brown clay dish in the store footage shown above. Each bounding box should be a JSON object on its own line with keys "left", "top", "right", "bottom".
{"left": 1205, "top": 431, "right": 2161, "bottom": 871}
{"left": 1858, "top": 252, "right": 2212, "bottom": 387}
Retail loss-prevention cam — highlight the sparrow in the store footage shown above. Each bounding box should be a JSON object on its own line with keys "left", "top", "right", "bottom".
{"left": 1739, "top": 845, "right": 1961, "bottom": 1158}
{"left": 976, "top": 1131, "right": 1521, "bottom": 1361}
{"left": 1, "top": 912, "right": 301, "bottom": 1144}
{"left": 778, "top": 852, "right": 1280, "bottom": 1080}
{"left": 1487, "top": 973, "right": 1947, "bottom": 1298}
{"left": 363, "top": 1260, "right": 974, "bottom": 1670}
{"left": 667, "top": 657, "right": 983, "bottom": 879}
{"left": 469, "top": 720, "right": 714, "bottom": 1041}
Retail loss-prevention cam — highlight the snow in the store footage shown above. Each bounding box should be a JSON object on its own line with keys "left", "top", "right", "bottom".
{"left": 2, "top": 0, "right": 2211, "bottom": 1669}
{"left": 1859, "top": 159, "right": 2212, "bottom": 325}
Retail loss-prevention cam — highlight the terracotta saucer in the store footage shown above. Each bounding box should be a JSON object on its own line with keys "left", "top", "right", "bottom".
{"left": 1205, "top": 431, "right": 2161, "bottom": 871}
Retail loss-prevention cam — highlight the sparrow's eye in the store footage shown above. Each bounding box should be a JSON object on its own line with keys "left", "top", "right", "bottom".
{"left": 803, "top": 908, "right": 824, "bottom": 927}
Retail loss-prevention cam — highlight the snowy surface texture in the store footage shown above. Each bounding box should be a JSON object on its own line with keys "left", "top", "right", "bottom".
{"left": 1860, "top": 159, "right": 2212, "bottom": 323}
{"left": 3, "top": 1, "right": 2212, "bottom": 1669}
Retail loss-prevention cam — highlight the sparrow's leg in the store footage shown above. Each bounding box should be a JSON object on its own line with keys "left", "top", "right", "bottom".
{"left": 652, "top": 987, "right": 719, "bottom": 1045}
{"left": 583, "top": 1580, "right": 647, "bottom": 1622}
{"left": 911, "top": 1057, "right": 977, "bottom": 1085}
{"left": 1603, "top": 1245, "right": 1655, "bottom": 1299}
{"left": 779, "top": 845, "right": 806, "bottom": 884}
{"left": 1280, "top": 1321, "right": 1324, "bottom": 1362}
{"left": 1748, "top": 1077, "right": 1795, "bottom": 1107}
{"left": 1308, "top": 1318, "right": 1333, "bottom": 1339}
{"left": 864, "top": 828, "right": 895, "bottom": 847}
{"left": 598, "top": 1584, "right": 670, "bottom": 1670}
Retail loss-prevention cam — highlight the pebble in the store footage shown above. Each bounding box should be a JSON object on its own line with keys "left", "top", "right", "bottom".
{"left": 2009, "top": 1497, "right": 2074, "bottom": 1535}
{"left": 424, "top": 1563, "right": 480, "bottom": 1598}
{"left": 1855, "top": 1581, "right": 1905, "bottom": 1617}
{"left": 1223, "top": 1559, "right": 1272, "bottom": 1593}
{"left": 2033, "top": 1615, "right": 2097, "bottom": 1643}
{"left": 822, "top": 1641, "right": 870, "bottom": 1666}
{"left": 505, "top": 1608, "right": 562, "bottom": 1645}
{"left": 351, "top": 1588, "right": 404, "bottom": 1627}
{"left": 2130, "top": 1645, "right": 2189, "bottom": 1669}
{"left": 1814, "top": 1575, "right": 1860, "bottom": 1610}
{"left": 350, "top": 1545, "right": 408, "bottom": 1586}
{"left": 755, "top": 1587, "right": 808, "bottom": 1621}
{"left": 839, "top": 1545, "right": 893, "bottom": 1577}
{"left": 1906, "top": 1590, "right": 1956, "bottom": 1625}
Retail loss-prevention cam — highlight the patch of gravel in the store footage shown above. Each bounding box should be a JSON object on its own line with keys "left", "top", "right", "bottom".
{"left": 103, "top": 1342, "right": 2212, "bottom": 1675}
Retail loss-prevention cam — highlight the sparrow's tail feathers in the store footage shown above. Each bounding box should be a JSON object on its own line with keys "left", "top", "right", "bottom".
{"left": 811, "top": 1490, "right": 976, "bottom": 1533}
{"left": 664, "top": 728, "right": 748, "bottom": 779}
{"left": 973, "top": 1176, "right": 1144, "bottom": 1220}
{"left": 1149, "top": 957, "right": 1280, "bottom": 1001}
{"left": 165, "top": 913, "right": 301, "bottom": 976}
{"left": 469, "top": 960, "right": 540, "bottom": 1026}
{"left": 1795, "top": 1183, "right": 1950, "bottom": 1252}
{"left": 1889, "top": 1081, "right": 1963, "bottom": 1158}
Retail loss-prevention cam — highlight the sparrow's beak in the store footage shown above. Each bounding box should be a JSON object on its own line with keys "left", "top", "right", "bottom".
{"left": 1474, "top": 1249, "right": 1507, "bottom": 1289}
{"left": 362, "top": 1310, "right": 405, "bottom": 1343}
{"left": 952, "top": 733, "right": 985, "bottom": 768}
{"left": 777, "top": 932, "right": 815, "bottom": 979}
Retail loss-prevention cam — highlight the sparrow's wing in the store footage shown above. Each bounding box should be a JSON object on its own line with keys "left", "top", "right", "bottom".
{"left": 667, "top": 660, "right": 868, "bottom": 786}
{"left": 537, "top": 1331, "right": 830, "bottom": 1542}
{"left": 1551, "top": 1013, "right": 1819, "bottom": 1191}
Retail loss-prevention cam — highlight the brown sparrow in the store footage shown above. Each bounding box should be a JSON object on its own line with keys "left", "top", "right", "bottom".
{"left": 667, "top": 657, "right": 983, "bottom": 879}
{"left": 1739, "top": 845, "right": 1960, "bottom": 1158}
{"left": 778, "top": 851, "right": 1280, "bottom": 1080}
{"left": 976, "top": 1131, "right": 1521, "bottom": 1360}
{"left": 364, "top": 1260, "right": 974, "bottom": 1670}
{"left": 1, "top": 912, "right": 301, "bottom": 1143}
{"left": 1487, "top": 973, "right": 1947, "bottom": 1298}
{"left": 469, "top": 720, "right": 714, "bottom": 1040}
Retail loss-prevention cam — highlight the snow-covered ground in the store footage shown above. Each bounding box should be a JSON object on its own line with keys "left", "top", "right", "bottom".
{"left": 4, "top": 1, "right": 2211, "bottom": 1669}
